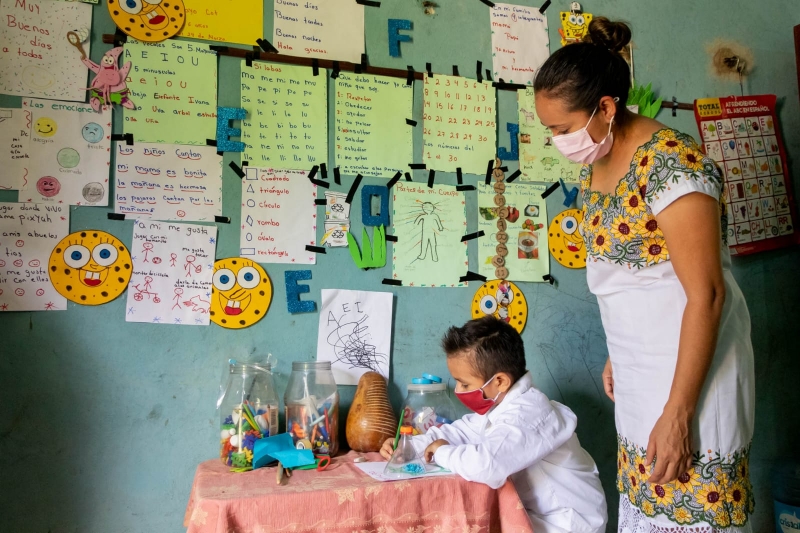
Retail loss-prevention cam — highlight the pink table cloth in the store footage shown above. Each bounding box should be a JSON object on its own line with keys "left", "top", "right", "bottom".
{"left": 185, "top": 452, "right": 534, "bottom": 533}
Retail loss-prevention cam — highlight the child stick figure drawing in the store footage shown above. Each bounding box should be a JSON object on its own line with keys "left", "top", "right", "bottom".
{"left": 173, "top": 288, "right": 184, "bottom": 310}
{"left": 415, "top": 201, "right": 443, "bottom": 262}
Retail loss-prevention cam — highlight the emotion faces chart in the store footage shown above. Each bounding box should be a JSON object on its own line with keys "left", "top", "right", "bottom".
{"left": 49, "top": 231, "right": 133, "bottom": 305}
{"left": 108, "top": 0, "right": 186, "bottom": 42}
{"left": 471, "top": 280, "right": 528, "bottom": 333}
{"left": 210, "top": 258, "right": 273, "bottom": 329}
{"left": 549, "top": 208, "right": 586, "bottom": 269}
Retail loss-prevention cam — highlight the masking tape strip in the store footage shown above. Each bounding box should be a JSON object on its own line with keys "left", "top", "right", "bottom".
{"left": 215, "top": 216, "right": 231, "bottom": 224}
{"left": 331, "top": 61, "right": 341, "bottom": 79}
{"left": 479, "top": 0, "right": 495, "bottom": 6}
{"left": 541, "top": 181, "right": 560, "bottom": 198}
{"left": 382, "top": 279, "right": 402, "bottom": 286}
{"left": 334, "top": 166, "right": 341, "bottom": 185}
{"left": 459, "top": 271, "right": 487, "bottom": 282}
{"left": 386, "top": 235, "right": 398, "bottom": 242}
{"left": 346, "top": 174, "right": 363, "bottom": 204}
{"left": 539, "top": 0, "right": 551, "bottom": 14}
{"left": 426, "top": 62, "right": 433, "bottom": 77}
{"left": 406, "top": 65, "right": 414, "bottom": 86}
{"left": 456, "top": 185, "right": 476, "bottom": 191}
{"left": 320, "top": 163, "right": 327, "bottom": 180}
{"left": 404, "top": 172, "right": 412, "bottom": 181}
{"left": 456, "top": 167, "right": 463, "bottom": 184}
{"left": 112, "top": 133, "right": 134, "bottom": 145}
{"left": 256, "top": 38, "right": 278, "bottom": 54}
{"left": 452, "top": 65, "right": 459, "bottom": 77}
{"left": 229, "top": 161, "right": 246, "bottom": 178}
{"left": 315, "top": 199, "right": 327, "bottom": 205}
{"left": 356, "top": 0, "right": 381, "bottom": 6}
{"left": 506, "top": 169, "right": 521, "bottom": 183}
{"left": 406, "top": 118, "right": 417, "bottom": 126}
{"left": 485, "top": 159, "right": 494, "bottom": 185}
{"left": 476, "top": 61, "right": 483, "bottom": 83}
{"left": 308, "top": 165, "right": 319, "bottom": 180}
{"left": 427, "top": 169, "right": 435, "bottom": 188}
{"left": 387, "top": 171, "right": 402, "bottom": 189}
{"left": 312, "top": 58, "right": 319, "bottom": 76}
{"left": 107, "top": 213, "right": 125, "bottom": 220}
{"left": 306, "top": 245, "right": 326, "bottom": 254}
{"left": 461, "top": 230, "right": 485, "bottom": 242}
{"left": 409, "top": 163, "right": 426, "bottom": 169}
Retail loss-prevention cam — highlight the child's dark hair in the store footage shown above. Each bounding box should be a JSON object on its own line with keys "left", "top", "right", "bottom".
{"left": 441, "top": 316, "right": 526, "bottom": 382}
{"left": 533, "top": 17, "right": 632, "bottom": 125}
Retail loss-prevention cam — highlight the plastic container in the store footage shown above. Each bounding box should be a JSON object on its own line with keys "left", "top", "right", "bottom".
{"left": 773, "top": 461, "right": 800, "bottom": 533}
{"left": 383, "top": 426, "right": 426, "bottom": 479}
{"left": 401, "top": 381, "right": 456, "bottom": 435}
{"left": 219, "top": 362, "right": 279, "bottom": 468}
{"left": 284, "top": 361, "right": 340, "bottom": 456}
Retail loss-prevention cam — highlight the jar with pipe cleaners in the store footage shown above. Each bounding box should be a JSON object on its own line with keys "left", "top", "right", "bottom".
{"left": 284, "top": 361, "right": 339, "bottom": 456}
{"left": 402, "top": 374, "right": 455, "bottom": 435}
{"left": 218, "top": 361, "right": 279, "bottom": 468}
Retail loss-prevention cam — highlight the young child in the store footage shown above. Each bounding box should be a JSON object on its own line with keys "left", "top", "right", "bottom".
{"left": 380, "top": 316, "right": 608, "bottom": 533}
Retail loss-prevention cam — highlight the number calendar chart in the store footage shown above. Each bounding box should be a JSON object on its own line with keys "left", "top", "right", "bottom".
{"left": 422, "top": 75, "right": 497, "bottom": 173}
{"left": 694, "top": 95, "right": 798, "bottom": 255}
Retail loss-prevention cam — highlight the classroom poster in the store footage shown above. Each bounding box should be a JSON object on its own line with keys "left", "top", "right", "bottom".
{"left": 391, "top": 182, "right": 468, "bottom": 287}
{"left": 0, "top": 202, "right": 68, "bottom": 311}
{"left": 695, "top": 94, "right": 798, "bottom": 255}
{"left": 518, "top": 88, "right": 581, "bottom": 183}
{"left": 21, "top": 98, "right": 111, "bottom": 206}
{"left": 422, "top": 74, "right": 497, "bottom": 174}
{"left": 335, "top": 72, "right": 413, "bottom": 178}
{"left": 114, "top": 142, "right": 222, "bottom": 221}
{"left": 316, "top": 289, "right": 393, "bottom": 385}
{"left": 240, "top": 167, "right": 317, "bottom": 264}
{"left": 0, "top": 0, "right": 91, "bottom": 101}
{"left": 125, "top": 220, "right": 216, "bottom": 325}
{"left": 123, "top": 39, "right": 218, "bottom": 145}
{"left": 241, "top": 61, "right": 327, "bottom": 171}
{"left": 490, "top": 4, "right": 549, "bottom": 86}
{"left": 179, "top": 0, "right": 263, "bottom": 45}
{"left": 0, "top": 108, "right": 31, "bottom": 190}
{"left": 477, "top": 183, "right": 549, "bottom": 282}
{"left": 272, "top": 0, "right": 364, "bottom": 63}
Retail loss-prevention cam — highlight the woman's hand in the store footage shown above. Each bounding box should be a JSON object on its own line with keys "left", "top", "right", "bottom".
{"left": 602, "top": 357, "right": 615, "bottom": 402}
{"left": 645, "top": 405, "right": 694, "bottom": 484}
{"left": 424, "top": 439, "right": 449, "bottom": 462}
{"left": 379, "top": 438, "right": 395, "bottom": 460}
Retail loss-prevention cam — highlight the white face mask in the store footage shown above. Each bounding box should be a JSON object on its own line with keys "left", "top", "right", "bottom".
{"left": 551, "top": 105, "right": 615, "bottom": 165}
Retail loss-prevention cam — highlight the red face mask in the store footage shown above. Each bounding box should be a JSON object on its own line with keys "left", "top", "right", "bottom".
{"left": 454, "top": 375, "right": 500, "bottom": 415}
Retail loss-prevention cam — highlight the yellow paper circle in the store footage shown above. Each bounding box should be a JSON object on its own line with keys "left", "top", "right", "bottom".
{"left": 471, "top": 280, "right": 527, "bottom": 333}
{"left": 548, "top": 208, "right": 586, "bottom": 269}
{"left": 108, "top": 0, "right": 186, "bottom": 43}
{"left": 49, "top": 230, "right": 132, "bottom": 305}
{"left": 209, "top": 258, "right": 272, "bottom": 329}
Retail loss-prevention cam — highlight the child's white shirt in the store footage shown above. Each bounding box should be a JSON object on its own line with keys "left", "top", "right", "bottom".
{"left": 410, "top": 372, "right": 607, "bottom": 533}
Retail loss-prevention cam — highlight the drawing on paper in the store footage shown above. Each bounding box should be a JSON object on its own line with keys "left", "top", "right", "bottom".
{"left": 81, "top": 47, "right": 134, "bottom": 111}
{"left": 325, "top": 311, "right": 388, "bottom": 374}
{"left": 209, "top": 258, "right": 273, "bottom": 329}
{"left": 471, "top": 279, "right": 528, "bottom": 333}
{"left": 414, "top": 202, "right": 443, "bottom": 262}
{"left": 108, "top": 0, "right": 186, "bottom": 42}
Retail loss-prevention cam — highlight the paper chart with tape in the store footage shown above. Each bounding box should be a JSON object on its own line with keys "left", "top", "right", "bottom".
{"left": 335, "top": 72, "right": 413, "bottom": 178}
{"left": 179, "top": 0, "right": 263, "bottom": 46}
{"left": 0, "top": 108, "right": 31, "bottom": 190}
{"left": 272, "top": 0, "right": 364, "bottom": 63}
{"left": 490, "top": 4, "right": 549, "bottom": 86}
{"left": 114, "top": 143, "right": 222, "bottom": 221}
{"left": 240, "top": 61, "right": 327, "bottom": 171}
{"left": 240, "top": 167, "right": 317, "bottom": 264}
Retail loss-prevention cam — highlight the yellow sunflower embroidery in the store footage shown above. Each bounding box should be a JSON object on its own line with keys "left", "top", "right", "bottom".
{"left": 623, "top": 192, "right": 646, "bottom": 217}
{"left": 634, "top": 148, "right": 657, "bottom": 179}
{"left": 589, "top": 192, "right": 600, "bottom": 205}
{"left": 641, "top": 237, "right": 669, "bottom": 265}
{"left": 611, "top": 215, "right": 635, "bottom": 243}
{"left": 633, "top": 456, "right": 650, "bottom": 481}
{"left": 602, "top": 196, "right": 611, "bottom": 209}
{"left": 673, "top": 507, "right": 693, "bottom": 524}
{"left": 672, "top": 469, "right": 702, "bottom": 494}
{"left": 726, "top": 481, "right": 747, "bottom": 509}
{"left": 592, "top": 227, "right": 612, "bottom": 255}
{"left": 696, "top": 482, "right": 724, "bottom": 513}
{"left": 617, "top": 477, "right": 624, "bottom": 492}
{"left": 651, "top": 483, "right": 675, "bottom": 507}
{"left": 615, "top": 180, "right": 629, "bottom": 197}
{"left": 714, "top": 510, "right": 731, "bottom": 528}
{"left": 679, "top": 147, "right": 705, "bottom": 172}
{"left": 656, "top": 129, "right": 675, "bottom": 141}
{"left": 634, "top": 217, "right": 663, "bottom": 239}
{"left": 731, "top": 508, "right": 747, "bottom": 526}
{"left": 716, "top": 471, "right": 730, "bottom": 488}
{"left": 655, "top": 136, "right": 683, "bottom": 156}
{"left": 628, "top": 490, "right": 637, "bottom": 505}
{"left": 641, "top": 500, "right": 656, "bottom": 517}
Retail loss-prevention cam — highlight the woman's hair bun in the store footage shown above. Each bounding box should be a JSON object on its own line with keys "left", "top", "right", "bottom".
{"left": 584, "top": 17, "right": 631, "bottom": 53}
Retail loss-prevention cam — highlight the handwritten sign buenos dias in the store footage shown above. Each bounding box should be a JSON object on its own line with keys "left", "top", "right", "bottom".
{"left": 114, "top": 142, "right": 222, "bottom": 221}
{"left": 126, "top": 220, "right": 217, "bottom": 325}
{"left": 0, "top": 108, "right": 31, "bottom": 190}
{"left": 0, "top": 202, "right": 68, "bottom": 311}
{"left": 273, "top": 0, "right": 364, "bottom": 63}
{"left": 0, "top": 0, "right": 91, "bottom": 101}
{"left": 335, "top": 72, "right": 413, "bottom": 178}
{"left": 490, "top": 3, "right": 549, "bottom": 86}
{"left": 423, "top": 74, "right": 497, "bottom": 174}
{"left": 179, "top": 0, "right": 263, "bottom": 46}
{"left": 124, "top": 39, "right": 218, "bottom": 146}
{"left": 240, "top": 167, "right": 317, "bottom": 265}
{"left": 241, "top": 61, "right": 327, "bottom": 171}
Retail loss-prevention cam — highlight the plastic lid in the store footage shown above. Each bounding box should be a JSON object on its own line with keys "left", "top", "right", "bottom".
{"left": 292, "top": 361, "right": 332, "bottom": 371}
{"left": 411, "top": 377, "right": 432, "bottom": 384}
{"left": 400, "top": 425, "right": 413, "bottom": 435}
{"left": 422, "top": 373, "right": 443, "bottom": 383}
{"left": 407, "top": 382, "right": 447, "bottom": 392}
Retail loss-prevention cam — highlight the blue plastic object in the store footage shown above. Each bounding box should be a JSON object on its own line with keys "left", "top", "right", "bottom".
{"left": 411, "top": 377, "right": 432, "bottom": 384}
{"left": 422, "top": 373, "right": 442, "bottom": 383}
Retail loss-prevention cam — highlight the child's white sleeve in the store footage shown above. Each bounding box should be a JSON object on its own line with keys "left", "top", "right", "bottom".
{"left": 409, "top": 416, "right": 481, "bottom": 456}
{"left": 432, "top": 407, "right": 576, "bottom": 489}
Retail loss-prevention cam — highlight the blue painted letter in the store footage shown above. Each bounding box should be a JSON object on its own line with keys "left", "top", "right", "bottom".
{"left": 216, "top": 107, "right": 246, "bottom": 152}
{"left": 285, "top": 270, "right": 316, "bottom": 314}
{"left": 361, "top": 185, "right": 390, "bottom": 227}
{"left": 388, "top": 19, "right": 412, "bottom": 58}
{"left": 497, "top": 122, "right": 519, "bottom": 161}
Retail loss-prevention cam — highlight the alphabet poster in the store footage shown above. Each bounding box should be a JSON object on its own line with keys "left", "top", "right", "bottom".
{"left": 422, "top": 74, "right": 497, "bottom": 173}
{"left": 0, "top": 0, "right": 92, "bottom": 101}
{"left": 0, "top": 108, "right": 31, "bottom": 190}
{"left": 240, "top": 61, "right": 327, "bottom": 171}
{"left": 114, "top": 142, "right": 222, "bottom": 221}
{"left": 240, "top": 167, "right": 317, "bottom": 264}
{"left": 316, "top": 289, "right": 393, "bottom": 385}
{"left": 125, "top": 220, "right": 216, "bottom": 325}
{"left": 22, "top": 98, "right": 111, "bottom": 206}
{"left": 123, "top": 39, "right": 218, "bottom": 145}
{"left": 490, "top": 4, "right": 549, "bottom": 86}
{"left": 272, "top": 0, "right": 364, "bottom": 63}
{"left": 178, "top": 0, "right": 263, "bottom": 46}
{"left": 391, "top": 182, "right": 468, "bottom": 287}
{"left": 0, "top": 202, "right": 68, "bottom": 311}
{"left": 335, "top": 72, "right": 413, "bottom": 178}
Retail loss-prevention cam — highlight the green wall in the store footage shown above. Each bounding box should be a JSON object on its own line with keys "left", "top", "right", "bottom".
{"left": 1, "top": 1, "right": 799, "bottom": 531}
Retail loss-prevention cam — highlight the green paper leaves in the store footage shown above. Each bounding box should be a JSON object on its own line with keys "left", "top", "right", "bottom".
{"left": 628, "top": 82, "right": 662, "bottom": 119}
{"left": 347, "top": 225, "right": 387, "bottom": 269}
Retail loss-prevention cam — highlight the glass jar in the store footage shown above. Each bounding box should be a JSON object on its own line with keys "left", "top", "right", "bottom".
{"left": 219, "top": 362, "right": 279, "bottom": 468}
{"left": 401, "top": 382, "right": 456, "bottom": 435}
{"left": 284, "top": 361, "right": 339, "bottom": 456}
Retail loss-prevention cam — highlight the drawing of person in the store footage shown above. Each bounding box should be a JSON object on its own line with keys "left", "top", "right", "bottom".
{"left": 142, "top": 242, "right": 154, "bottom": 263}
{"left": 415, "top": 202, "right": 443, "bottom": 262}
{"left": 172, "top": 288, "right": 184, "bottom": 310}
{"left": 184, "top": 255, "right": 196, "bottom": 278}
{"left": 170, "top": 253, "right": 177, "bottom": 267}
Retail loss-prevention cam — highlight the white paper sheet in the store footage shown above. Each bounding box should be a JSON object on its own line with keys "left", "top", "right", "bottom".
{"left": 240, "top": 167, "right": 317, "bottom": 264}
{"left": 0, "top": 0, "right": 91, "bottom": 101}
{"left": 21, "top": 98, "right": 111, "bottom": 206}
{"left": 0, "top": 108, "right": 31, "bottom": 190}
{"left": 125, "top": 220, "right": 216, "bottom": 325}
{"left": 316, "top": 289, "right": 393, "bottom": 386}
{"left": 355, "top": 461, "right": 451, "bottom": 482}
{"left": 273, "top": 0, "right": 364, "bottom": 63}
{"left": 490, "top": 3, "right": 549, "bottom": 86}
{"left": 0, "top": 202, "right": 68, "bottom": 311}
{"left": 114, "top": 143, "right": 222, "bottom": 221}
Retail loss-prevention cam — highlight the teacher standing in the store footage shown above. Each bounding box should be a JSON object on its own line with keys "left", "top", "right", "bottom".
{"left": 533, "top": 18, "right": 755, "bottom": 532}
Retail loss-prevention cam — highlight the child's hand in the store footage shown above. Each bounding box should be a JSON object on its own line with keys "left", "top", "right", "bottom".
{"left": 379, "top": 438, "right": 395, "bottom": 460}
{"left": 424, "top": 439, "right": 449, "bottom": 463}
